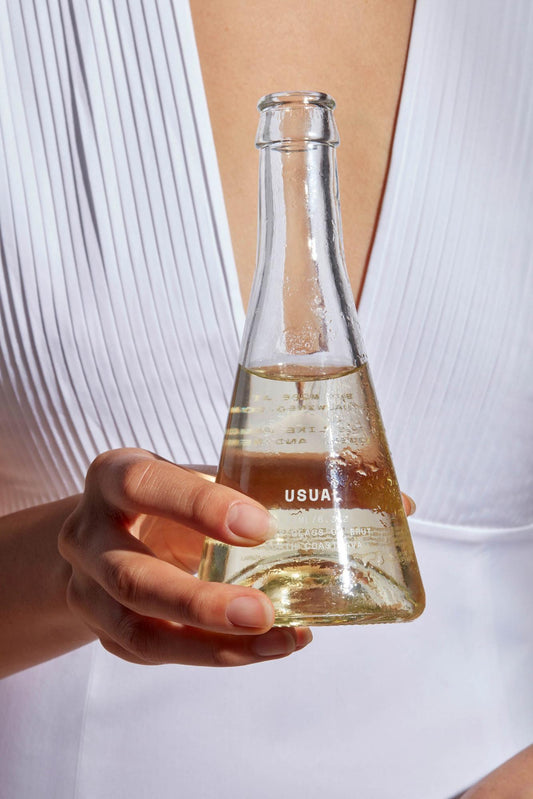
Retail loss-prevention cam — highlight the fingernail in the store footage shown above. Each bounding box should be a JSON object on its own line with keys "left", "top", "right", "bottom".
{"left": 226, "top": 596, "right": 273, "bottom": 629}
{"left": 294, "top": 627, "right": 313, "bottom": 650}
{"left": 251, "top": 628, "right": 297, "bottom": 658}
{"left": 406, "top": 495, "right": 417, "bottom": 515}
{"left": 226, "top": 503, "right": 277, "bottom": 542}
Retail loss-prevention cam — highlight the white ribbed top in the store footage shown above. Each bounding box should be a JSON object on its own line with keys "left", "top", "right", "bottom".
{"left": 359, "top": 0, "right": 533, "bottom": 535}
{"left": 0, "top": 0, "right": 244, "bottom": 512}
{"left": 0, "top": 2, "right": 532, "bottom": 799}
{"left": 1, "top": 1, "right": 531, "bottom": 535}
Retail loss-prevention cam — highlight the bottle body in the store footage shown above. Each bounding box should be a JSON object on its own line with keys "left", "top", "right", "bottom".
{"left": 198, "top": 92, "right": 425, "bottom": 625}
{"left": 199, "top": 362, "right": 424, "bottom": 624}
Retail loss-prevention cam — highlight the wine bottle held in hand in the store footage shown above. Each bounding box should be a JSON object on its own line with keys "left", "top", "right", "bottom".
{"left": 199, "top": 91, "right": 425, "bottom": 626}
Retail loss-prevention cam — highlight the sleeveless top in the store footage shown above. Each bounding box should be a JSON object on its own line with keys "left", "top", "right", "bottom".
{"left": 0, "top": 1, "right": 532, "bottom": 797}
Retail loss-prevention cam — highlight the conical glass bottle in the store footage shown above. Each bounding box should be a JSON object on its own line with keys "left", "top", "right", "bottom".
{"left": 199, "top": 91, "right": 425, "bottom": 625}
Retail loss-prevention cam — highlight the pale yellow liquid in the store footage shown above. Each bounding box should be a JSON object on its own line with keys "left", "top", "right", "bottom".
{"left": 199, "top": 363, "right": 425, "bottom": 625}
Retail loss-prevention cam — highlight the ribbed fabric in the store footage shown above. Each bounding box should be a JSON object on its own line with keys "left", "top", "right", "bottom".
{"left": 0, "top": 2, "right": 532, "bottom": 799}
{"left": 0, "top": 0, "right": 244, "bottom": 513}
{"left": 359, "top": 0, "right": 533, "bottom": 533}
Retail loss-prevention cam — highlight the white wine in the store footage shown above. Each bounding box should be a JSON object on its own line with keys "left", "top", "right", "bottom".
{"left": 199, "top": 363, "right": 425, "bottom": 625}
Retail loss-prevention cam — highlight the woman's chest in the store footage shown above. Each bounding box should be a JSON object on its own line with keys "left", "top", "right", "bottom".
{"left": 189, "top": 0, "right": 416, "bottom": 307}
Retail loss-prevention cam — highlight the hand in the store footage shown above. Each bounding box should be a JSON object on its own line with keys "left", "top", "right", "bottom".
{"left": 58, "top": 448, "right": 312, "bottom": 668}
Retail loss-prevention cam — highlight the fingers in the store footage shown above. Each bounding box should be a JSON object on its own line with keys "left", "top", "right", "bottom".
{"left": 402, "top": 493, "right": 416, "bottom": 516}
{"left": 101, "top": 624, "right": 313, "bottom": 668}
{"left": 61, "top": 449, "right": 422, "bottom": 669}
{"left": 84, "top": 450, "right": 416, "bottom": 553}
{"left": 61, "top": 510, "right": 278, "bottom": 634}
{"left": 61, "top": 500, "right": 313, "bottom": 667}
{"left": 66, "top": 573, "right": 312, "bottom": 667}
{"left": 57, "top": 448, "right": 316, "bottom": 669}
{"left": 85, "top": 449, "right": 277, "bottom": 547}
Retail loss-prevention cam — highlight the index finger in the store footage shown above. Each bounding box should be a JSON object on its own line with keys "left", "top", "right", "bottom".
{"left": 85, "top": 449, "right": 277, "bottom": 547}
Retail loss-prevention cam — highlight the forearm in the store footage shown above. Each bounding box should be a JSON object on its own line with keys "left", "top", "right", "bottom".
{"left": 457, "top": 745, "right": 533, "bottom": 798}
{"left": 0, "top": 496, "right": 95, "bottom": 678}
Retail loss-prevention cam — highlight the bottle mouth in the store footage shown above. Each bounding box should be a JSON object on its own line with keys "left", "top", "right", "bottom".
{"left": 256, "top": 90, "right": 339, "bottom": 149}
{"left": 257, "top": 91, "right": 336, "bottom": 112}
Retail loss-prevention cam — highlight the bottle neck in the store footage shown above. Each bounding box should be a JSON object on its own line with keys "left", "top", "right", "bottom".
{"left": 259, "top": 143, "right": 345, "bottom": 351}
{"left": 241, "top": 95, "right": 365, "bottom": 374}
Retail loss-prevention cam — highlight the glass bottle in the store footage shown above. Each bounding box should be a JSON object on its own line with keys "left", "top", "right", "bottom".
{"left": 199, "top": 91, "right": 425, "bottom": 626}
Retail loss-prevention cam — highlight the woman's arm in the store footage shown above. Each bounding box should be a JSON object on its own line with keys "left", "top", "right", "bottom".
{"left": 0, "top": 449, "right": 311, "bottom": 678}
{"left": 1, "top": 447, "right": 416, "bottom": 678}
{"left": 455, "top": 745, "right": 533, "bottom": 798}
{"left": 0, "top": 494, "right": 96, "bottom": 676}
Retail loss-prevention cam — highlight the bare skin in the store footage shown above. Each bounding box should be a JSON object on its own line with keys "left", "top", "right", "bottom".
{"left": 190, "top": 4, "right": 533, "bottom": 794}
{"left": 1, "top": 1, "right": 418, "bottom": 679}
{"left": 456, "top": 745, "right": 533, "bottom": 798}
{"left": 2, "top": 1, "right": 530, "bottom": 793}
{"left": 0, "top": 451, "right": 311, "bottom": 677}
{"left": 0, "top": 447, "right": 415, "bottom": 677}
{"left": 190, "top": 0, "right": 416, "bottom": 306}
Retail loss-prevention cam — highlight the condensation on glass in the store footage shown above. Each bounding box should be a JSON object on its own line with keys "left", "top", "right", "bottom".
{"left": 199, "top": 91, "right": 425, "bottom": 626}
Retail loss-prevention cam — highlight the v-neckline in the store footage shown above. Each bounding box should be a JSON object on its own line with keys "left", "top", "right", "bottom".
{"left": 355, "top": 4, "right": 418, "bottom": 316}
{"left": 187, "top": 0, "right": 419, "bottom": 322}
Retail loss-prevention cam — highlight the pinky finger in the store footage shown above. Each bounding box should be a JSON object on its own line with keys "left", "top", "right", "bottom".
{"left": 97, "top": 633, "right": 155, "bottom": 666}
{"left": 142, "top": 622, "right": 313, "bottom": 667}
{"left": 70, "top": 574, "right": 313, "bottom": 667}
{"left": 97, "top": 619, "right": 312, "bottom": 667}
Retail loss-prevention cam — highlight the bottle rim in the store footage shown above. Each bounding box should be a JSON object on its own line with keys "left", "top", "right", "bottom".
{"left": 257, "top": 91, "right": 336, "bottom": 112}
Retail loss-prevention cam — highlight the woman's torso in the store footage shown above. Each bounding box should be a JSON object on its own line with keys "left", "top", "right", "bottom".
{"left": 0, "top": 2, "right": 532, "bottom": 798}
{"left": 189, "top": 0, "right": 416, "bottom": 306}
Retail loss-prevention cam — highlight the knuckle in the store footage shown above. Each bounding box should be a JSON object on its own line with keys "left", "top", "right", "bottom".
{"left": 120, "top": 460, "right": 156, "bottom": 507}
{"left": 58, "top": 508, "right": 88, "bottom": 560}
{"left": 115, "top": 613, "right": 161, "bottom": 664}
{"left": 104, "top": 557, "right": 145, "bottom": 607}
{"left": 57, "top": 513, "right": 77, "bottom": 557}
{"left": 86, "top": 450, "right": 118, "bottom": 487}
{"left": 98, "top": 634, "right": 141, "bottom": 665}
{"left": 64, "top": 577, "right": 83, "bottom": 613}
{"left": 209, "top": 643, "right": 244, "bottom": 668}
{"left": 188, "top": 482, "right": 219, "bottom": 527}
{"left": 175, "top": 583, "right": 211, "bottom": 626}
{"left": 210, "top": 647, "right": 233, "bottom": 667}
{"left": 87, "top": 449, "right": 153, "bottom": 507}
{"left": 99, "top": 634, "right": 124, "bottom": 660}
